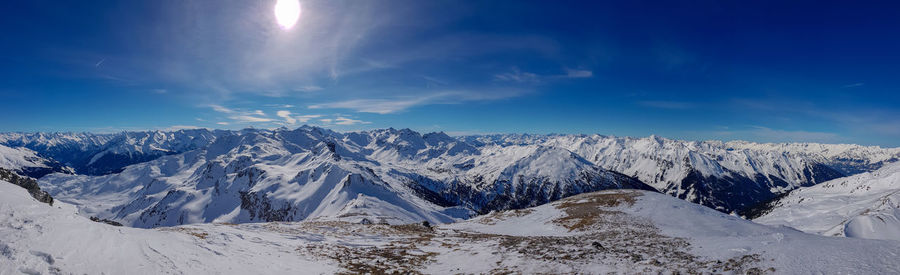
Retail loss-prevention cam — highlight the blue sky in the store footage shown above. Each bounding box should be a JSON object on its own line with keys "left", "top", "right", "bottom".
{"left": 2, "top": 0, "right": 899, "bottom": 146}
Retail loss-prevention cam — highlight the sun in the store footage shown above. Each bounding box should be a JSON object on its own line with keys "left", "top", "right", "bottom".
{"left": 274, "top": 0, "right": 301, "bottom": 30}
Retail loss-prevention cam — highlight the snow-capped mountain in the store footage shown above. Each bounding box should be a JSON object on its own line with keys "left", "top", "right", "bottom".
{"left": 41, "top": 128, "right": 471, "bottom": 228}
{"left": 0, "top": 144, "right": 72, "bottom": 178}
{"left": 6, "top": 180, "right": 900, "bottom": 274}
{"left": 754, "top": 161, "right": 900, "bottom": 241}
{"left": 0, "top": 129, "right": 221, "bottom": 175}
{"left": 8, "top": 126, "right": 897, "bottom": 228}
{"left": 469, "top": 134, "right": 897, "bottom": 212}
{"left": 38, "top": 127, "right": 649, "bottom": 228}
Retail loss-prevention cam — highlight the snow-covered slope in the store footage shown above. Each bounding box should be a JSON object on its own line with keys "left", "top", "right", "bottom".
{"left": 39, "top": 127, "right": 653, "bottom": 228}
{"left": 41, "top": 128, "right": 471, "bottom": 228}
{"left": 6, "top": 180, "right": 900, "bottom": 274}
{"left": 0, "top": 144, "right": 72, "bottom": 178}
{"left": 0, "top": 180, "right": 336, "bottom": 274}
{"left": 21, "top": 126, "right": 900, "bottom": 226}
{"left": 755, "top": 161, "right": 900, "bottom": 241}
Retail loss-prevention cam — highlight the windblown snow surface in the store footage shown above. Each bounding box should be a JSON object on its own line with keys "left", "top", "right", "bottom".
{"left": 4, "top": 181, "right": 900, "bottom": 274}
{"left": 756, "top": 161, "right": 900, "bottom": 241}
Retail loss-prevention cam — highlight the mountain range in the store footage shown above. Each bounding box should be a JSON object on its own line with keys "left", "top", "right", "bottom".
{"left": 2, "top": 126, "right": 898, "bottom": 228}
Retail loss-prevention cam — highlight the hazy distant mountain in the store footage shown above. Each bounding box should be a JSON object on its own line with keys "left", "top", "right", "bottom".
{"left": 0, "top": 129, "right": 222, "bottom": 175}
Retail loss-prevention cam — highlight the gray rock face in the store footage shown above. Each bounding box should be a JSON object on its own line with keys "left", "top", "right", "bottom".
{"left": 0, "top": 167, "right": 53, "bottom": 205}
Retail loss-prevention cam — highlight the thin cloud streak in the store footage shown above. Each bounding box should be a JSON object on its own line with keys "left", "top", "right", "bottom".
{"left": 308, "top": 89, "right": 528, "bottom": 114}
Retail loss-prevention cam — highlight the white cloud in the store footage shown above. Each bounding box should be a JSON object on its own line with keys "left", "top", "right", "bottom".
{"left": 319, "top": 118, "right": 333, "bottom": 123}
{"left": 296, "top": 114, "right": 322, "bottom": 123}
{"left": 216, "top": 122, "right": 230, "bottom": 125}
{"left": 229, "top": 115, "right": 273, "bottom": 123}
{"left": 209, "top": 104, "right": 236, "bottom": 114}
{"left": 276, "top": 111, "right": 323, "bottom": 125}
{"left": 334, "top": 117, "right": 370, "bottom": 125}
{"left": 276, "top": 110, "right": 297, "bottom": 124}
{"left": 264, "top": 104, "right": 295, "bottom": 108}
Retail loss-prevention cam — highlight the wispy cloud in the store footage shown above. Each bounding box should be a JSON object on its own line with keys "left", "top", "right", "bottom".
{"left": 564, "top": 69, "right": 593, "bottom": 78}
{"left": 228, "top": 115, "right": 274, "bottom": 123}
{"left": 334, "top": 117, "right": 370, "bottom": 125}
{"left": 731, "top": 97, "right": 900, "bottom": 141}
{"left": 209, "top": 104, "right": 236, "bottom": 114}
{"left": 209, "top": 105, "right": 276, "bottom": 124}
{"left": 295, "top": 86, "right": 323, "bottom": 92}
{"left": 494, "top": 67, "right": 593, "bottom": 83}
{"left": 264, "top": 104, "right": 295, "bottom": 108}
{"left": 308, "top": 89, "right": 526, "bottom": 114}
{"left": 494, "top": 68, "right": 539, "bottom": 83}
{"left": 296, "top": 114, "right": 323, "bottom": 123}
{"left": 164, "top": 125, "right": 205, "bottom": 131}
{"left": 310, "top": 98, "right": 429, "bottom": 114}
{"left": 842, "top": 82, "right": 865, "bottom": 88}
{"left": 275, "top": 110, "right": 323, "bottom": 125}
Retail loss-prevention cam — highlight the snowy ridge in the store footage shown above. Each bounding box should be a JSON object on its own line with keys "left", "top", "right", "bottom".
{"left": 0, "top": 144, "right": 72, "bottom": 178}
{"left": 5, "top": 180, "right": 900, "bottom": 274}
{"left": 755, "top": 161, "right": 900, "bottom": 241}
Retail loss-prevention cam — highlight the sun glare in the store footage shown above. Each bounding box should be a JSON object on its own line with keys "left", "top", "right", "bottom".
{"left": 274, "top": 0, "right": 300, "bottom": 30}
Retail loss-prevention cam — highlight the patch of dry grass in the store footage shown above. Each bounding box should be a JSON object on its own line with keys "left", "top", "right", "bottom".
{"left": 159, "top": 227, "right": 209, "bottom": 239}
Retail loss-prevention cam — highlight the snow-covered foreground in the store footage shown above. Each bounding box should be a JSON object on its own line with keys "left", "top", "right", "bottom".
{"left": 0, "top": 181, "right": 335, "bottom": 274}
{"left": 756, "top": 161, "right": 900, "bottom": 241}
{"left": 4, "top": 181, "right": 900, "bottom": 274}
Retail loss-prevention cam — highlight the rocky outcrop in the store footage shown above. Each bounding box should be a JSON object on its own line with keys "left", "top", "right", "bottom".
{"left": 0, "top": 167, "right": 53, "bottom": 205}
